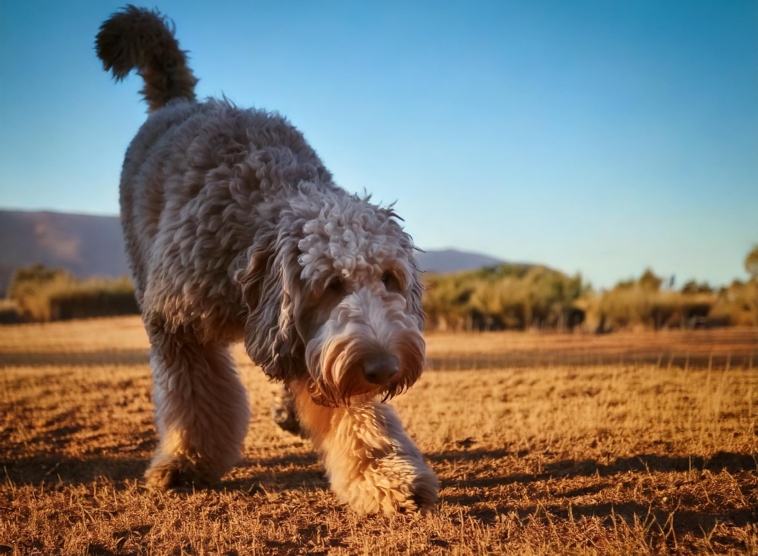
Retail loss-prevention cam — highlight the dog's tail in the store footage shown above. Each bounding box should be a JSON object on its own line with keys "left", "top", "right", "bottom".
{"left": 96, "top": 5, "right": 198, "bottom": 111}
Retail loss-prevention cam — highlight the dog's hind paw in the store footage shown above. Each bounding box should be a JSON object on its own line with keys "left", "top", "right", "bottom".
{"left": 144, "top": 456, "right": 212, "bottom": 492}
{"left": 271, "top": 384, "right": 303, "bottom": 436}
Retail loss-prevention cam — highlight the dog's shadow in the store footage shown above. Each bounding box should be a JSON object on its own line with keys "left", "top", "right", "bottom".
{"left": 6, "top": 447, "right": 754, "bottom": 488}
{"left": 0, "top": 349, "right": 150, "bottom": 368}
{"left": 1, "top": 451, "right": 327, "bottom": 493}
{"left": 223, "top": 452, "right": 326, "bottom": 493}
{"left": 1, "top": 455, "right": 149, "bottom": 488}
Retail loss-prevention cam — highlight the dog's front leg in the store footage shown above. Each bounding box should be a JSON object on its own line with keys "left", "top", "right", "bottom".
{"left": 290, "top": 380, "right": 438, "bottom": 515}
{"left": 144, "top": 329, "right": 250, "bottom": 490}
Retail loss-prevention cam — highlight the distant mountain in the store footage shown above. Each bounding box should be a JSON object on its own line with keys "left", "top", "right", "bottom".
{"left": 415, "top": 248, "right": 503, "bottom": 273}
{"left": 0, "top": 210, "right": 129, "bottom": 295}
{"left": 0, "top": 210, "right": 506, "bottom": 294}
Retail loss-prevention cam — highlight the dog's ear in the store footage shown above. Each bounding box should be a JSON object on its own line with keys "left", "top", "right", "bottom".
{"left": 236, "top": 240, "right": 305, "bottom": 381}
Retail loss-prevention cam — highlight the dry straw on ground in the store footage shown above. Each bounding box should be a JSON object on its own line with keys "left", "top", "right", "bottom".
{"left": 1, "top": 317, "right": 756, "bottom": 555}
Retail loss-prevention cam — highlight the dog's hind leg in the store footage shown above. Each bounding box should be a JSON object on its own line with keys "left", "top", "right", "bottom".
{"left": 144, "top": 329, "right": 250, "bottom": 490}
{"left": 271, "top": 384, "right": 302, "bottom": 436}
{"left": 289, "top": 380, "right": 438, "bottom": 515}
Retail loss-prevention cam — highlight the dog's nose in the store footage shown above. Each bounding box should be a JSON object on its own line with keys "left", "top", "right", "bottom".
{"left": 363, "top": 355, "right": 400, "bottom": 385}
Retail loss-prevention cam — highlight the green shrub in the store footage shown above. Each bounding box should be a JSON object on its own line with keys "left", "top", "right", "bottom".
{"left": 422, "top": 264, "right": 587, "bottom": 331}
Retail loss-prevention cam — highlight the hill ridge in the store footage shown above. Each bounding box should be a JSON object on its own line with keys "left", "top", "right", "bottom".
{"left": 0, "top": 209, "right": 507, "bottom": 293}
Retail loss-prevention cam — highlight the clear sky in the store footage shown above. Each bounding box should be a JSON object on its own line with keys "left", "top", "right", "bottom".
{"left": 1, "top": 0, "right": 756, "bottom": 289}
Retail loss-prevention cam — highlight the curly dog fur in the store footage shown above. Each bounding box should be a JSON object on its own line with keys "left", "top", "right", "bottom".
{"left": 96, "top": 6, "right": 437, "bottom": 514}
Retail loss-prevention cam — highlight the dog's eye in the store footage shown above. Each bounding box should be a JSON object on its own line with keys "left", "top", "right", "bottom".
{"left": 381, "top": 272, "right": 400, "bottom": 293}
{"left": 326, "top": 277, "right": 346, "bottom": 295}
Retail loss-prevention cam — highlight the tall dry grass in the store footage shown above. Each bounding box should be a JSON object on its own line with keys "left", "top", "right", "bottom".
{"left": 579, "top": 287, "right": 715, "bottom": 332}
{"left": 574, "top": 269, "right": 757, "bottom": 332}
{"left": 710, "top": 280, "right": 758, "bottom": 327}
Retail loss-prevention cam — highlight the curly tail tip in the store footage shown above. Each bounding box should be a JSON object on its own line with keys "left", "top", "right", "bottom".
{"left": 95, "top": 5, "right": 198, "bottom": 112}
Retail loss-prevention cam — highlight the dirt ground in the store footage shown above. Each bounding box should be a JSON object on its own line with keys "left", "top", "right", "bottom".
{"left": 1, "top": 317, "right": 756, "bottom": 555}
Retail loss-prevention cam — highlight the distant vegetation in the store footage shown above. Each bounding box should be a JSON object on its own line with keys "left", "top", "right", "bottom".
{"left": 3, "top": 245, "right": 757, "bottom": 330}
{"left": 423, "top": 264, "right": 588, "bottom": 331}
{"left": 580, "top": 271, "right": 717, "bottom": 333}
{"left": 2, "top": 264, "right": 138, "bottom": 324}
{"left": 424, "top": 245, "right": 758, "bottom": 332}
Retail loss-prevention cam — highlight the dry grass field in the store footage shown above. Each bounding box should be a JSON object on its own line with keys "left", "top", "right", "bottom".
{"left": 1, "top": 317, "right": 756, "bottom": 555}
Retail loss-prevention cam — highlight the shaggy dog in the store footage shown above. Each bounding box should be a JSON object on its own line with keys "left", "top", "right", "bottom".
{"left": 96, "top": 6, "right": 438, "bottom": 514}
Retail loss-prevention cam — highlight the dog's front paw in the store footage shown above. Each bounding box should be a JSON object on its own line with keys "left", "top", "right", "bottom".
{"left": 331, "top": 451, "right": 439, "bottom": 515}
{"left": 375, "top": 454, "right": 438, "bottom": 515}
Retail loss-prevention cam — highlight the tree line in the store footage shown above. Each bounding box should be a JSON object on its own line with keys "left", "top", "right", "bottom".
{"left": 423, "top": 245, "right": 758, "bottom": 332}
{"left": 2, "top": 246, "right": 757, "bottom": 331}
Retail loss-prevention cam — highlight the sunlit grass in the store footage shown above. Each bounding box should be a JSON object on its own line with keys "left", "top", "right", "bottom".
{"left": 1, "top": 317, "right": 756, "bottom": 554}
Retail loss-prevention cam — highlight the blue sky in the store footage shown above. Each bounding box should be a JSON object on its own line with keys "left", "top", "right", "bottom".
{"left": 1, "top": 0, "right": 756, "bottom": 289}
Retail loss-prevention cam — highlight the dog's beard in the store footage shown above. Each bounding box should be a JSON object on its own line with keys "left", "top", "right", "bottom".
{"left": 305, "top": 316, "right": 425, "bottom": 408}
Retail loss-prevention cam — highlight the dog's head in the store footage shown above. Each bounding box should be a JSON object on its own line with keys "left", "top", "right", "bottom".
{"left": 238, "top": 186, "right": 425, "bottom": 406}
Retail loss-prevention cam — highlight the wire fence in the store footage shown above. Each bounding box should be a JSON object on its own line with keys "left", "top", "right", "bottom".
{"left": 1, "top": 347, "right": 754, "bottom": 372}
{"left": 426, "top": 351, "right": 756, "bottom": 371}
